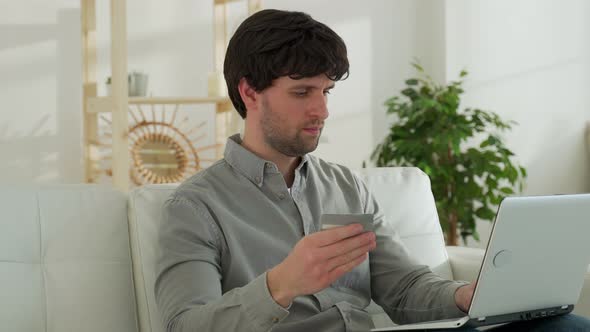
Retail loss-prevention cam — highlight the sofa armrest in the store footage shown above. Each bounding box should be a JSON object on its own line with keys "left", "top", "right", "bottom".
{"left": 446, "top": 246, "right": 484, "bottom": 283}
{"left": 446, "top": 246, "right": 590, "bottom": 318}
{"left": 574, "top": 267, "right": 590, "bottom": 318}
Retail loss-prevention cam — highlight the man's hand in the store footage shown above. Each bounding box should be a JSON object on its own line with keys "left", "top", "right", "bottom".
{"left": 267, "top": 224, "right": 376, "bottom": 307}
{"left": 454, "top": 283, "right": 476, "bottom": 313}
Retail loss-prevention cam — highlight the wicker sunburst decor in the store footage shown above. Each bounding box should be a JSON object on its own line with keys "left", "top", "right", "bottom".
{"left": 98, "top": 104, "right": 219, "bottom": 186}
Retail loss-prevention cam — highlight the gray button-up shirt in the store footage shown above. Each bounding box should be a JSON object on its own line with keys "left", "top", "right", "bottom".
{"left": 155, "top": 135, "right": 466, "bottom": 332}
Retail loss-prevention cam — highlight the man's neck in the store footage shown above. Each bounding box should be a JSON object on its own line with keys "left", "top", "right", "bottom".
{"left": 240, "top": 135, "right": 300, "bottom": 188}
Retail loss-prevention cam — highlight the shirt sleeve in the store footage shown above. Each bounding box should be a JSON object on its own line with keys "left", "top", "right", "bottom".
{"left": 155, "top": 196, "right": 290, "bottom": 332}
{"left": 352, "top": 174, "right": 468, "bottom": 324}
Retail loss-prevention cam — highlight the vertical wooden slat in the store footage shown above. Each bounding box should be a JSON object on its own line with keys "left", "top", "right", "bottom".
{"left": 248, "top": 0, "right": 262, "bottom": 14}
{"left": 213, "top": 2, "right": 226, "bottom": 73}
{"left": 81, "top": 0, "right": 98, "bottom": 183}
{"left": 110, "top": 0, "right": 130, "bottom": 191}
{"left": 215, "top": 111, "right": 226, "bottom": 159}
{"left": 213, "top": 1, "right": 228, "bottom": 159}
{"left": 83, "top": 0, "right": 263, "bottom": 187}
{"left": 212, "top": 0, "right": 259, "bottom": 154}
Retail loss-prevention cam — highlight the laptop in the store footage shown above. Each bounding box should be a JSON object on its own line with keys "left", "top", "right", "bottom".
{"left": 372, "top": 193, "right": 590, "bottom": 331}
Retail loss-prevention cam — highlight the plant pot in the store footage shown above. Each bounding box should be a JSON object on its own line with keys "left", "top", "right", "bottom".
{"left": 105, "top": 72, "right": 149, "bottom": 97}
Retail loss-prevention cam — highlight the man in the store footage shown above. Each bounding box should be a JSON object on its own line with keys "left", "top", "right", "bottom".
{"left": 155, "top": 9, "right": 590, "bottom": 332}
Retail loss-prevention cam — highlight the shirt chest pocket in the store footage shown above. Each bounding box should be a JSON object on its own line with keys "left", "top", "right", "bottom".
{"left": 331, "top": 258, "right": 370, "bottom": 294}
{"left": 312, "top": 258, "right": 371, "bottom": 311}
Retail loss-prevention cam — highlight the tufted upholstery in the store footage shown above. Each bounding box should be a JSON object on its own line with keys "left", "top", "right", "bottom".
{"left": 0, "top": 186, "right": 138, "bottom": 332}
{"left": 127, "top": 167, "right": 451, "bottom": 331}
{"left": 356, "top": 167, "right": 452, "bottom": 279}
{"left": 128, "top": 184, "right": 177, "bottom": 332}
{"left": 3, "top": 168, "right": 588, "bottom": 331}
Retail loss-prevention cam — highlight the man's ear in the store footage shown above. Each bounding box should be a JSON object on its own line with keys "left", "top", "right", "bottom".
{"left": 237, "top": 78, "right": 259, "bottom": 113}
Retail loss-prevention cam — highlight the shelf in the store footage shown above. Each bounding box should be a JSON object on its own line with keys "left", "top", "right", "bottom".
{"left": 214, "top": 0, "right": 245, "bottom": 4}
{"left": 81, "top": 0, "right": 257, "bottom": 189}
{"left": 129, "top": 96, "right": 230, "bottom": 105}
{"left": 86, "top": 96, "right": 232, "bottom": 114}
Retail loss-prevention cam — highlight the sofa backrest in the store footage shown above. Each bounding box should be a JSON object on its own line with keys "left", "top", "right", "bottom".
{"left": 355, "top": 168, "right": 451, "bottom": 277}
{"left": 128, "top": 184, "right": 177, "bottom": 332}
{"left": 0, "top": 185, "right": 138, "bottom": 332}
{"left": 127, "top": 167, "right": 452, "bottom": 332}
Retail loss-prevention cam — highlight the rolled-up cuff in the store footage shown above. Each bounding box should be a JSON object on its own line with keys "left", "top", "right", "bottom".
{"left": 242, "top": 272, "right": 290, "bottom": 331}
{"left": 441, "top": 281, "right": 470, "bottom": 318}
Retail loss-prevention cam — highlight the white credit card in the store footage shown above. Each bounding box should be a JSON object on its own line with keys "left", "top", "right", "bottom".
{"left": 320, "top": 214, "right": 374, "bottom": 231}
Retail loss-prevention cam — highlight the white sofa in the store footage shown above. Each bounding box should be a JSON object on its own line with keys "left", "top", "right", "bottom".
{"left": 1, "top": 167, "right": 589, "bottom": 331}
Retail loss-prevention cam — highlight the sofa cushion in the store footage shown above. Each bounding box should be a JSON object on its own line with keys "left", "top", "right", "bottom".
{"left": 128, "top": 184, "right": 177, "bottom": 332}
{"left": 356, "top": 168, "right": 452, "bottom": 278}
{"left": 128, "top": 167, "right": 451, "bottom": 331}
{"left": 0, "top": 185, "right": 138, "bottom": 332}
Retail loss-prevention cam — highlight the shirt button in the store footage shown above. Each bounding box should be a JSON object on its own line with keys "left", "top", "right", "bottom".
{"left": 255, "top": 176, "right": 261, "bottom": 183}
{"left": 278, "top": 193, "right": 286, "bottom": 200}
{"left": 272, "top": 317, "right": 279, "bottom": 323}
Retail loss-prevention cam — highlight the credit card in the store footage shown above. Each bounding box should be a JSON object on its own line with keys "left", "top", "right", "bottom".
{"left": 320, "top": 214, "right": 374, "bottom": 231}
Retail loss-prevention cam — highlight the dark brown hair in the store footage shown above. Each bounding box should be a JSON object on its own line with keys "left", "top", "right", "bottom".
{"left": 223, "top": 9, "right": 349, "bottom": 118}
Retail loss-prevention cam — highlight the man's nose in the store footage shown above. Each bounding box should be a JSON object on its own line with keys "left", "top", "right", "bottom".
{"left": 310, "top": 94, "right": 329, "bottom": 120}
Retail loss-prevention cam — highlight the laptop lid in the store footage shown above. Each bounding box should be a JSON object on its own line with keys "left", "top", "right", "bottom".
{"left": 372, "top": 193, "right": 590, "bottom": 331}
{"left": 468, "top": 194, "right": 590, "bottom": 319}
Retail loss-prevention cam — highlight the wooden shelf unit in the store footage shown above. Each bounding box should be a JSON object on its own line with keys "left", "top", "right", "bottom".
{"left": 80, "top": 0, "right": 261, "bottom": 191}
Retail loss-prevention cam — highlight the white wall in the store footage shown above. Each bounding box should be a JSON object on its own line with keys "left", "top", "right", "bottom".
{"left": 444, "top": 0, "right": 590, "bottom": 247}
{"left": 0, "top": 0, "right": 424, "bottom": 183}
{"left": 1, "top": 1, "right": 589, "bottom": 248}
{"left": 266, "top": 0, "right": 425, "bottom": 168}
{"left": 0, "top": 1, "right": 83, "bottom": 183}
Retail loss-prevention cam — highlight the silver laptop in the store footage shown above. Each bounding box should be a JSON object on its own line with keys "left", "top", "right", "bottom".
{"left": 372, "top": 193, "right": 590, "bottom": 331}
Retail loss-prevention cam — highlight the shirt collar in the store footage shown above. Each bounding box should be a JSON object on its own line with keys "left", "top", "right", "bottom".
{"left": 224, "top": 134, "right": 310, "bottom": 186}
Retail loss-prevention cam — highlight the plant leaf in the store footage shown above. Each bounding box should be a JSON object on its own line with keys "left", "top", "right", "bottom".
{"left": 372, "top": 62, "right": 527, "bottom": 244}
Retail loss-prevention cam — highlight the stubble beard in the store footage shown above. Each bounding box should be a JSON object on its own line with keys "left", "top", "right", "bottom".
{"left": 261, "top": 99, "right": 322, "bottom": 157}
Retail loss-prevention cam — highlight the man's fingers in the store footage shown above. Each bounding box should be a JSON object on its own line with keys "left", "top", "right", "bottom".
{"left": 326, "top": 242, "right": 375, "bottom": 271}
{"left": 309, "top": 223, "right": 365, "bottom": 247}
{"left": 321, "top": 231, "right": 375, "bottom": 260}
{"left": 327, "top": 252, "right": 368, "bottom": 281}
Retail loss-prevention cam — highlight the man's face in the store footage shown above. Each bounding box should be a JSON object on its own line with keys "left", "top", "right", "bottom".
{"left": 257, "top": 75, "right": 334, "bottom": 157}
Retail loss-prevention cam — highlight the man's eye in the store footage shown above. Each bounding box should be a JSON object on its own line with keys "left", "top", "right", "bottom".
{"left": 294, "top": 91, "right": 307, "bottom": 97}
{"left": 323, "top": 90, "right": 332, "bottom": 96}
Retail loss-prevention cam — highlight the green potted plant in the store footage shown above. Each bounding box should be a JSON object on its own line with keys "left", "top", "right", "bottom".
{"left": 372, "top": 62, "right": 527, "bottom": 245}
